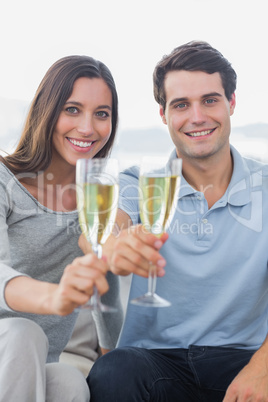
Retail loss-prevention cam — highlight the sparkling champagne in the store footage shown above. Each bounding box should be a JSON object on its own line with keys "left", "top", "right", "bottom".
{"left": 75, "top": 157, "right": 119, "bottom": 313}
{"left": 139, "top": 175, "right": 180, "bottom": 235}
{"left": 78, "top": 183, "right": 119, "bottom": 245}
{"left": 76, "top": 185, "right": 87, "bottom": 236}
{"left": 131, "top": 157, "right": 182, "bottom": 308}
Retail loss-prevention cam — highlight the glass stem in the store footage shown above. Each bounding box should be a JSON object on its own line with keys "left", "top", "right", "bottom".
{"left": 91, "top": 244, "right": 102, "bottom": 309}
{"left": 147, "top": 263, "right": 157, "bottom": 296}
{"left": 92, "top": 243, "right": 102, "bottom": 259}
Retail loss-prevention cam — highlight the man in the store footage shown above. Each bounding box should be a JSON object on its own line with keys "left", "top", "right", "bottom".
{"left": 87, "top": 41, "right": 268, "bottom": 401}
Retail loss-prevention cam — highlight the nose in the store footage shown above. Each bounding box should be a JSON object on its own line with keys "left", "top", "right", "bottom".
{"left": 77, "top": 114, "right": 94, "bottom": 136}
{"left": 190, "top": 104, "right": 206, "bottom": 125}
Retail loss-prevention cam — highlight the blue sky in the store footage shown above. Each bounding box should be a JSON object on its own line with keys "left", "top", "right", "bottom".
{"left": 1, "top": 0, "right": 267, "bottom": 131}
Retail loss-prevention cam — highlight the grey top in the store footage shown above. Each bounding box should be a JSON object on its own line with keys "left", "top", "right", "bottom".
{"left": 0, "top": 163, "right": 123, "bottom": 362}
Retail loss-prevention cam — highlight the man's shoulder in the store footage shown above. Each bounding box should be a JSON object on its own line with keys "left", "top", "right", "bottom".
{"left": 242, "top": 155, "right": 268, "bottom": 176}
{"left": 119, "top": 165, "right": 140, "bottom": 181}
{"left": 232, "top": 145, "right": 268, "bottom": 177}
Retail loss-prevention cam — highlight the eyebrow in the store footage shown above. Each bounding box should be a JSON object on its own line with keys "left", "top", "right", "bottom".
{"left": 169, "top": 92, "right": 223, "bottom": 107}
{"left": 65, "top": 101, "right": 112, "bottom": 110}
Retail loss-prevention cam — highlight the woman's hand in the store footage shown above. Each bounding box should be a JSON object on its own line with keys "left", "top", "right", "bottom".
{"left": 5, "top": 254, "right": 109, "bottom": 316}
{"left": 78, "top": 233, "right": 92, "bottom": 255}
{"left": 50, "top": 253, "right": 109, "bottom": 315}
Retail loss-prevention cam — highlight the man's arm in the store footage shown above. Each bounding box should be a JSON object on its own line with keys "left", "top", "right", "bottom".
{"left": 223, "top": 335, "right": 268, "bottom": 401}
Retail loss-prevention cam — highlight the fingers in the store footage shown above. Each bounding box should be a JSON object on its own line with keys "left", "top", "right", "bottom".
{"left": 66, "top": 254, "right": 109, "bottom": 292}
{"left": 132, "top": 224, "right": 169, "bottom": 253}
{"left": 110, "top": 224, "right": 167, "bottom": 277}
{"left": 75, "top": 253, "right": 108, "bottom": 275}
{"left": 78, "top": 233, "right": 92, "bottom": 255}
{"left": 59, "top": 254, "right": 109, "bottom": 307}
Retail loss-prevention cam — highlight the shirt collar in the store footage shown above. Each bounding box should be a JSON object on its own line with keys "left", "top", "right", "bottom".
{"left": 168, "top": 145, "right": 264, "bottom": 206}
{"left": 167, "top": 149, "right": 198, "bottom": 198}
{"left": 226, "top": 145, "right": 266, "bottom": 206}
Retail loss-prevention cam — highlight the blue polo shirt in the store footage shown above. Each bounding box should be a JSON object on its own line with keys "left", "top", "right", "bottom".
{"left": 117, "top": 146, "right": 268, "bottom": 351}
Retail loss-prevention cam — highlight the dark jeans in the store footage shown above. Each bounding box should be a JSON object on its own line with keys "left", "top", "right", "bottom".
{"left": 87, "top": 345, "right": 255, "bottom": 402}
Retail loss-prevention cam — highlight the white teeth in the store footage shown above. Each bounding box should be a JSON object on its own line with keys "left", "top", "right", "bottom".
{"left": 68, "top": 138, "right": 92, "bottom": 148}
{"left": 187, "top": 130, "right": 212, "bottom": 137}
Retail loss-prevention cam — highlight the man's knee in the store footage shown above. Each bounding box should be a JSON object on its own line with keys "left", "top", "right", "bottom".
{"left": 87, "top": 347, "right": 149, "bottom": 400}
{"left": 90, "top": 347, "right": 145, "bottom": 379}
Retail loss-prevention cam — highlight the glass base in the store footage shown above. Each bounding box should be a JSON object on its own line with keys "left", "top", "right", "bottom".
{"left": 75, "top": 300, "right": 117, "bottom": 313}
{"left": 130, "top": 292, "right": 171, "bottom": 308}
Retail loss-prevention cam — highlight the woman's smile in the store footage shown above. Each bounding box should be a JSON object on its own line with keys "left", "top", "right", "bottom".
{"left": 66, "top": 137, "right": 95, "bottom": 152}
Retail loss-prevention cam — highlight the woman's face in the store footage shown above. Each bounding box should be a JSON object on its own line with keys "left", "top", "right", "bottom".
{"left": 52, "top": 76, "right": 113, "bottom": 168}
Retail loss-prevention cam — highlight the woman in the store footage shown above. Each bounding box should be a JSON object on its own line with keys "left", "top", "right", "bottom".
{"left": 0, "top": 55, "right": 123, "bottom": 401}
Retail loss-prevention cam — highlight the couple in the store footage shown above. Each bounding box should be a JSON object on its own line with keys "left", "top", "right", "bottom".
{"left": 1, "top": 41, "right": 268, "bottom": 402}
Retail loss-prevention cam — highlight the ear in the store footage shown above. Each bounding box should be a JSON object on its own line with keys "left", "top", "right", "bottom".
{"left": 159, "top": 106, "right": 167, "bottom": 125}
{"left": 229, "top": 93, "right": 236, "bottom": 116}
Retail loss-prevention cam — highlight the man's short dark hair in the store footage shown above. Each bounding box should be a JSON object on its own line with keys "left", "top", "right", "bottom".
{"left": 153, "top": 41, "right": 237, "bottom": 111}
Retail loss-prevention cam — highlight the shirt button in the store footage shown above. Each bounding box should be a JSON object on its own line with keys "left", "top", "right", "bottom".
{"left": 197, "top": 195, "right": 202, "bottom": 200}
{"left": 202, "top": 218, "right": 208, "bottom": 224}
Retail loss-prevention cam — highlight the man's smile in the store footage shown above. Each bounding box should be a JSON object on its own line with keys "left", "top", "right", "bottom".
{"left": 185, "top": 128, "right": 215, "bottom": 137}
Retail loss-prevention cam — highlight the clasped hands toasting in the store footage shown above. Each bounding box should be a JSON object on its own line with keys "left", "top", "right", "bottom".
{"left": 78, "top": 217, "right": 168, "bottom": 282}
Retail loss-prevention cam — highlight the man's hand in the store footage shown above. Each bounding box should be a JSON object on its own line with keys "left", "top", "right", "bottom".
{"left": 105, "top": 224, "right": 168, "bottom": 277}
{"left": 78, "top": 209, "right": 168, "bottom": 278}
{"left": 223, "top": 346, "right": 268, "bottom": 401}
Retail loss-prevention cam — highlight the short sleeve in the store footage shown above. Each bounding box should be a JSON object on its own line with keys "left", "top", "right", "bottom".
{"left": 0, "top": 165, "right": 28, "bottom": 310}
{"left": 119, "top": 165, "right": 141, "bottom": 225}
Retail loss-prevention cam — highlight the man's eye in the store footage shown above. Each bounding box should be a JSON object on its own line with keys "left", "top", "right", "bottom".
{"left": 176, "top": 103, "right": 187, "bottom": 109}
{"left": 66, "top": 107, "right": 78, "bottom": 114}
{"left": 205, "top": 99, "right": 216, "bottom": 104}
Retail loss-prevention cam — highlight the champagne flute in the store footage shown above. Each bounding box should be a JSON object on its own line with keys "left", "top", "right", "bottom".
{"left": 76, "top": 158, "right": 119, "bottom": 312}
{"left": 131, "top": 156, "right": 182, "bottom": 307}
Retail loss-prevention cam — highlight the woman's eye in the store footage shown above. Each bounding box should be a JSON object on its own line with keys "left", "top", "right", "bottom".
{"left": 96, "top": 111, "right": 109, "bottom": 118}
{"left": 66, "top": 106, "right": 78, "bottom": 114}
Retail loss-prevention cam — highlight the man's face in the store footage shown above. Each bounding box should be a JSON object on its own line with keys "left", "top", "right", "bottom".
{"left": 160, "top": 70, "right": 236, "bottom": 161}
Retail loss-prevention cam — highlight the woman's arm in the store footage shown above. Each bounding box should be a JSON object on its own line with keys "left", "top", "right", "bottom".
{"left": 4, "top": 253, "right": 109, "bottom": 316}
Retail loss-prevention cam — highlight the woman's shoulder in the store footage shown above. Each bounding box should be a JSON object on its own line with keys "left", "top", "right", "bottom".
{"left": 0, "top": 163, "right": 34, "bottom": 207}
{"left": 0, "top": 162, "right": 16, "bottom": 184}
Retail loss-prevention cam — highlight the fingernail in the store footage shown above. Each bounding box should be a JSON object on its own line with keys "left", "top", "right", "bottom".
{"left": 154, "top": 240, "right": 163, "bottom": 249}
{"left": 157, "top": 259, "right": 166, "bottom": 268}
{"left": 157, "top": 268, "right": 165, "bottom": 277}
